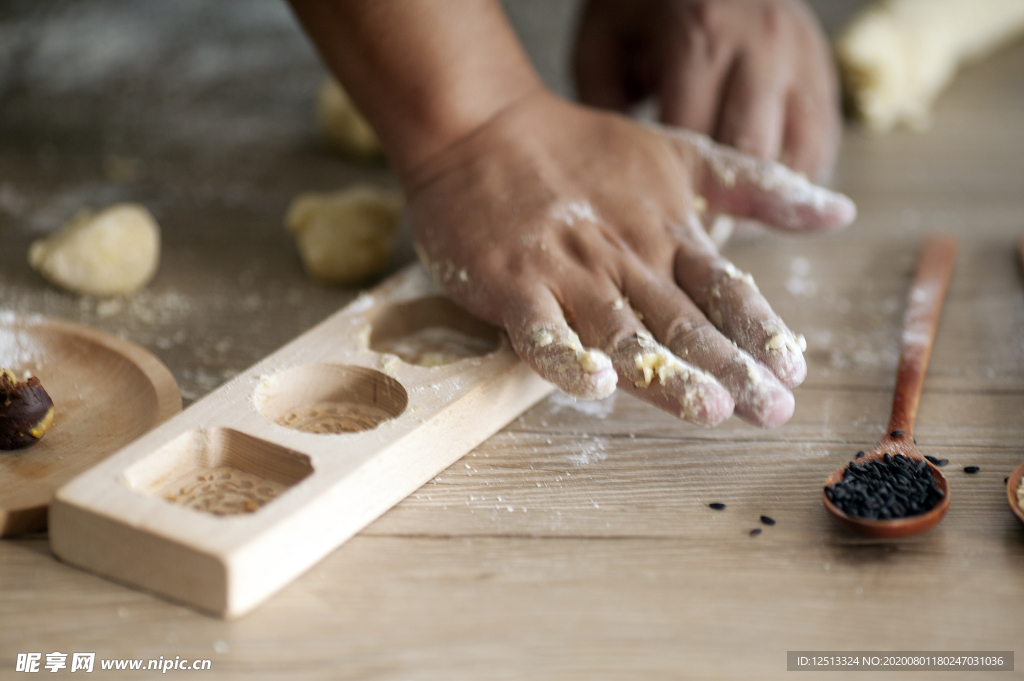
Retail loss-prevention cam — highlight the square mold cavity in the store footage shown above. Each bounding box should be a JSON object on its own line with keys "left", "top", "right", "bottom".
{"left": 123, "top": 428, "right": 313, "bottom": 516}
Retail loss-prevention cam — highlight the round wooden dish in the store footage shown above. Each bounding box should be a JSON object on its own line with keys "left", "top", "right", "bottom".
{"left": 1008, "top": 461, "right": 1024, "bottom": 527}
{"left": 1, "top": 314, "right": 180, "bottom": 535}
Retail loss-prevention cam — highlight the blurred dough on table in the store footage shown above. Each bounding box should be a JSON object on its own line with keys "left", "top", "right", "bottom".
{"left": 28, "top": 203, "right": 161, "bottom": 297}
{"left": 285, "top": 185, "right": 403, "bottom": 285}
{"left": 837, "top": 0, "right": 1024, "bottom": 131}
{"left": 316, "top": 78, "right": 382, "bottom": 157}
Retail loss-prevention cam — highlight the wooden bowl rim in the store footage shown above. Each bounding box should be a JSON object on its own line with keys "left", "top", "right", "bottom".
{"left": 1, "top": 314, "right": 181, "bottom": 535}
{"left": 1007, "top": 461, "right": 1024, "bottom": 526}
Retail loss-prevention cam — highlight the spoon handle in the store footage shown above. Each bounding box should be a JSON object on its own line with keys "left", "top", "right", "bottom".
{"left": 887, "top": 235, "right": 957, "bottom": 435}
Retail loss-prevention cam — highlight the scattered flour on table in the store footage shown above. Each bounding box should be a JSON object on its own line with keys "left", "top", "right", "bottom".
{"left": 786, "top": 257, "right": 818, "bottom": 297}
{"left": 76, "top": 288, "right": 194, "bottom": 326}
{"left": 826, "top": 297, "right": 902, "bottom": 370}
{"left": 179, "top": 367, "right": 237, "bottom": 402}
{"left": 0, "top": 321, "right": 45, "bottom": 376}
{"left": 567, "top": 437, "right": 608, "bottom": 466}
{"left": 545, "top": 390, "right": 618, "bottom": 419}
{"left": 0, "top": 183, "right": 28, "bottom": 217}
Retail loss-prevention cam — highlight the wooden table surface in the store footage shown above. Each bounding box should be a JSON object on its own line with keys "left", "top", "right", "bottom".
{"left": 2, "top": 1, "right": 1022, "bottom": 678}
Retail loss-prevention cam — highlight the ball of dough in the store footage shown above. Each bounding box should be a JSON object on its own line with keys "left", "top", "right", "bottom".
{"left": 285, "top": 185, "right": 403, "bottom": 285}
{"left": 316, "top": 79, "right": 382, "bottom": 157}
{"left": 28, "top": 203, "right": 161, "bottom": 297}
{"left": 837, "top": 0, "right": 1024, "bottom": 132}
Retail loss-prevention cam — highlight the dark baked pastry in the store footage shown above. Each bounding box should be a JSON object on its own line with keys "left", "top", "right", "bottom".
{"left": 0, "top": 369, "right": 55, "bottom": 450}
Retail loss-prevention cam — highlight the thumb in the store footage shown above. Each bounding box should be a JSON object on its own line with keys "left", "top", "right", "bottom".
{"left": 573, "top": 2, "right": 635, "bottom": 112}
{"left": 662, "top": 125, "right": 856, "bottom": 233}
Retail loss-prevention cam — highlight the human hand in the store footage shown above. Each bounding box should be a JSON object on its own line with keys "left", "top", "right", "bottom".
{"left": 406, "top": 91, "right": 854, "bottom": 427}
{"left": 573, "top": 0, "right": 841, "bottom": 182}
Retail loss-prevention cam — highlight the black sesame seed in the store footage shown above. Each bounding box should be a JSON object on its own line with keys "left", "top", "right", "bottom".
{"left": 760, "top": 515, "right": 776, "bottom": 526}
{"left": 709, "top": 502, "right": 726, "bottom": 510}
{"left": 964, "top": 466, "right": 980, "bottom": 474}
{"left": 825, "top": 455, "right": 944, "bottom": 520}
{"left": 937, "top": 459, "right": 949, "bottom": 467}
{"left": 749, "top": 528, "right": 762, "bottom": 536}
{"left": 890, "top": 430, "right": 905, "bottom": 438}
{"left": 855, "top": 451, "right": 865, "bottom": 459}
{"left": 924, "top": 455, "right": 941, "bottom": 465}
{"left": 1005, "top": 477, "right": 1010, "bottom": 484}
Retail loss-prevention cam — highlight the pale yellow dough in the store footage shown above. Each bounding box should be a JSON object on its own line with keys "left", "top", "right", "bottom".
{"left": 28, "top": 203, "right": 160, "bottom": 296}
{"left": 316, "top": 79, "right": 382, "bottom": 157}
{"left": 837, "top": 0, "right": 1024, "bottom": 131}
{"left": 285, "top": 185, "right": 403, "bottom": 285}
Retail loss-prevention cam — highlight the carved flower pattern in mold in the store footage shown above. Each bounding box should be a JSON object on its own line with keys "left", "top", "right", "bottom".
{"left": 163, "top": 466, "right": 287, "bottom": 515}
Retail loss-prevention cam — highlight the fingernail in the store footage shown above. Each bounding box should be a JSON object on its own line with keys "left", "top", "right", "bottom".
{"left": 725, "top": 356, "right": 794, "bottom": 428}
{"left": 528, "top": 325, "right": 617, "bottom": 400}
{"left": 613, "top": 332, "right": 733, "bottom": 425}
{"left": 760, "top": 322, "right": 807, "bottom": 387}
{"left": 832, "top": 193, "right": 857, "bottom": 226}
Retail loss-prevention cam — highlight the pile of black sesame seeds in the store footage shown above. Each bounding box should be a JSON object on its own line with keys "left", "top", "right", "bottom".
{"left": 825, "top": 453, "right": 944, "bottom": 520}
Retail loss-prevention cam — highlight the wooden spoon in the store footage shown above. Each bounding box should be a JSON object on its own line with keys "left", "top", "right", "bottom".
{"left": 823, "top": 235, "right": 957, "bottom": 537}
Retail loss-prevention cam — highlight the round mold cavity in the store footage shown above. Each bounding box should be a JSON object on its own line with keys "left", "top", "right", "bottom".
{"left": 256, "top": 364, "right": 407, "bottom": 434}
{"left": 369, "top": 296, "right": 500, "bottom": 367}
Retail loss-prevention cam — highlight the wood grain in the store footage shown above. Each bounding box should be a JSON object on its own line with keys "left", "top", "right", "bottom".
{"left": 2, "top": 1, "right": 1024, "bottom": 678}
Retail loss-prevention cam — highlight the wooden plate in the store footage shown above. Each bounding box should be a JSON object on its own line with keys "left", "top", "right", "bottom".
{"left": 1008, "top": 461, "right": 1024, "bottom": 528}
{"left": 1, "top": 313, "right": 180, "bottom": 535}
